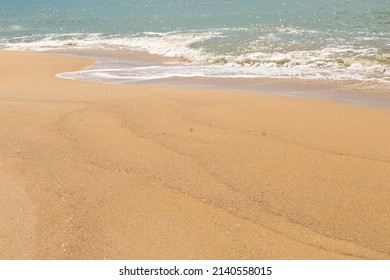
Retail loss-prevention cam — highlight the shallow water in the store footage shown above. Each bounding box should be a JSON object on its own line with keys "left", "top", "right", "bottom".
{"left": 1, "top": 0, "right": 390, "bottom": 94}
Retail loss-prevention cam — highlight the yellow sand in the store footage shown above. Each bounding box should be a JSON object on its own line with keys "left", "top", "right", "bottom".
{"left": 0, "top": 51, "right": 389, "bottom": 260}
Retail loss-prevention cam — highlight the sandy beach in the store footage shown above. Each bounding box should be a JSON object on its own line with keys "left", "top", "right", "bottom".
{"left": 0, "top": 51, "right": 389, "bottom": 260}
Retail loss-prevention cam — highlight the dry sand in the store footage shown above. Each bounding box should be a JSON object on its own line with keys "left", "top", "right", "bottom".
{"left": 0, "top": 51, "right": 389, "bottom": 260}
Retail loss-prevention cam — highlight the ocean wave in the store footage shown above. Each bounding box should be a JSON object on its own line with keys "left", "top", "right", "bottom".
{"left": 0, "top": 31, "right": 218, "bottom": 58}
{"left": 2, "top": 30, "right": 389, "bottom": 85}
{"left": 58, "top": 62, "right": 390, "bottom": 86}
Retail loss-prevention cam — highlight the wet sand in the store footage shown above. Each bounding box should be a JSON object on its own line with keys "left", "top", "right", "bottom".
{"left": 0, "top": 51, "right": 389, "bottom": 259}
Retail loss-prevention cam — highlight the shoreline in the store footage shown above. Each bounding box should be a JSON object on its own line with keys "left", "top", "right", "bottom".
{"left": 52, "top": 49, "right": 390, "bottom": 109}
{"left": 1, "top": 50, "right": 390, "bottom": 260}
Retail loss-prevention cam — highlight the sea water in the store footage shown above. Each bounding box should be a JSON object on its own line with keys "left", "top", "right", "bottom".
{"left": 1, "top": 0, "right": 389, "bottom": 90}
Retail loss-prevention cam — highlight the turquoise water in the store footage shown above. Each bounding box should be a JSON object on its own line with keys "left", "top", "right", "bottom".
{"left": 1, "top": 0, "right": 390, "bottom": 85}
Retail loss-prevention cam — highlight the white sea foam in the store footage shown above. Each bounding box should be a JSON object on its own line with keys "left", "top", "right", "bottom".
{"left": 58, "top": 62, "right": 390, "bottom": 86}
{"left": 0, "top": 31, "right": 219, "bottom": 61}
{"left": 2, "top": 30, "right": 389, "bottom": 85}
